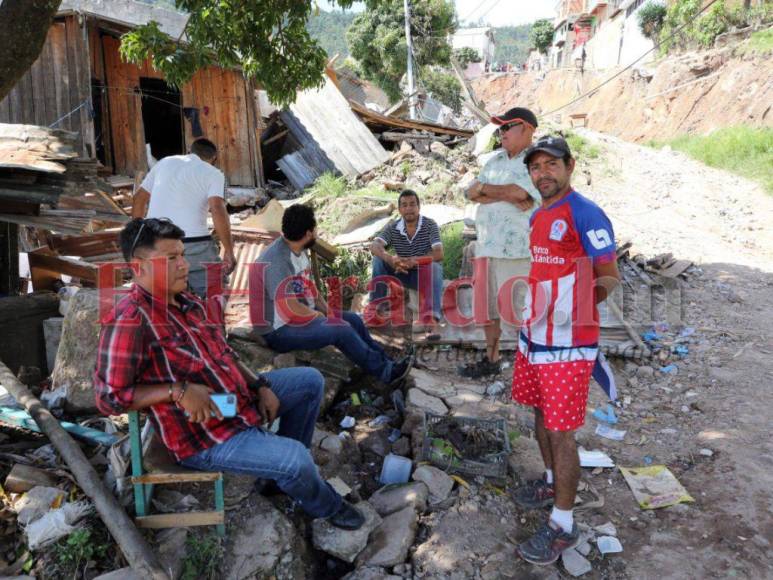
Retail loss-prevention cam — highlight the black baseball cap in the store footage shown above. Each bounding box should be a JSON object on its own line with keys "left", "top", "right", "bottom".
{"left": 523, "top": 135, "right": 572, "bottom": 165}
{"left": 490, "top": 107, "right": 538, "bottom": 129}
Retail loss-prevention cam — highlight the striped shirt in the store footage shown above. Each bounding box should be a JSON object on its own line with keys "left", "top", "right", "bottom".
{"left": 375, "top": 215, "right": 442, "bottom": 257}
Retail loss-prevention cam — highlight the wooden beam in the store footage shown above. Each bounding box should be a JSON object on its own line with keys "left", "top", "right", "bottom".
{"left": 135, "top": 511, "right": 225, "bottom": 529}
{"left": 0, "top": 361, "right": 168, "bottom": 580}
{"left": 0, "top": 222, "right": 19, "bottom": 295}
{"left": 131, "top": 472, "right": 222, "bottom": 485}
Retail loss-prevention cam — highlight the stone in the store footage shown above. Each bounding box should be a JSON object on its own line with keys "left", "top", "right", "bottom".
{"left": 321, "top": 434, "right": 344, "bottom": 455}
{"left": 51, "top": 290, "right": 101, "bottom": 413}
{"left": 561, "top": 547, "right": 592, "bottom": 577}
{"left": 576, "top": 540, "right": 592, "bottom": 556}
{"left": 94, "top": 569, "right": 139, "bottom": 580}
{"left": 412, "top": 465, "right": 453, "bottom": 504}
{"left": 227, "top": 336, "right": 276, "bottom": 373}
{"left": 157, "top": 527, "right": 189, "bottom": 579}
{"left": 699, "top": 448, "right": 714, "bottom": 457}
{"left": 636, "top": 365, "right": 655, "bottom": 378}
{"left": 225, "top": 496, "right": 311, "bottom": 579}
{"left": 391, "top": 436, "right": 411, "bottom": 457}
{"left": 411, "top": 369, "right": 456, "bottom": 399}
{"left": 272, "top": 352, "right": 297, "bottom": 368}
{"left": 444, "top": 389, "right": 483, "bottom": 408}
{"left": 429, "top": 141, "right": 450, "bottom": 156}
{"left": 42, "top": 317, "right": 63, "bottom": 376}
{"left": 593, "top": 521, "right": 617, "bottom": 536}
{"left": 407, "top": 388, "right": 448, "bottom": 416}
{"left": 356, "top": 427, "right": 391, "bottom": 457}
{"left": 343, "top": 567, "right": 401, "bottom": 580}
{"left": 312, "top": 502, "right": 381, "bottom": 563}
{"left": 224, "top": 474, "right": 257, "bottom": 509}
{"left": 328, "top": 476, "right": 352, "bottom": 497}
{"left": 507, "top": 436, "right": 546, "bottom": 480}
{"left": 369, "top": 482, "right": 429, "bottom": 516}
{"left": 356, "top": 506, "right": 417, "bottom": 568}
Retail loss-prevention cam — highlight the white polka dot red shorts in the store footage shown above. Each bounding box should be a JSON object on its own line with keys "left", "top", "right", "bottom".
{"left": 511, "top": 351, "right": 593, "bottom": 431}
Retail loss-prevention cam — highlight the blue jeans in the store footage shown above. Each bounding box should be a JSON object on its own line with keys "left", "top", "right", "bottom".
{"left": 264, "top": 311, "right": 394, "bottom": 383}
{"left": 370, "top": 256, "right": 443, "bottom": 322}
{"left": 180, "top": 367, "right": 342, "bottom": 518}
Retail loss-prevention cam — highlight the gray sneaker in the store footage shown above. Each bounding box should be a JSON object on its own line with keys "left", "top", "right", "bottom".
{"left": 517, "top": 520, "right": 580, "bottom": 565}
{"left": 513, "top": 476, "right": 555, "bottom": 509}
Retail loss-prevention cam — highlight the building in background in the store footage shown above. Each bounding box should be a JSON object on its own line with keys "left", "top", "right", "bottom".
{"left": 451, "top": 27, "right": 497, "bottom": 76}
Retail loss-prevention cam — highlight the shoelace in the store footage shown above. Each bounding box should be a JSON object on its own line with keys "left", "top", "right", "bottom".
{"left": 529, "top": 523, "right": 560, "bottom": 550}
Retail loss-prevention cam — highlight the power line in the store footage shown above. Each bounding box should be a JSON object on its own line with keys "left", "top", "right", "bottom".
{"left": 544, "top": 0, "right": 721, "bottom": 116}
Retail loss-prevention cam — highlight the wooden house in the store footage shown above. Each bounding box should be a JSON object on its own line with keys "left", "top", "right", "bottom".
{"left": 0, "top": 0, "right": 264, "bottom": 190}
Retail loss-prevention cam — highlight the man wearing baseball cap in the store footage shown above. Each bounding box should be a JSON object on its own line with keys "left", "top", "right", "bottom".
{"left": 461, "top": 107, "right": 540, "bottom": 378}
{"left": 512, "top": 135, "right": 620, "bottom": 566}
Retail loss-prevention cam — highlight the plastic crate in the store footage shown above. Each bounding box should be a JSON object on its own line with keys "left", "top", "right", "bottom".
{"left": 421, "top": 412, "right": 511, "bottom": 478}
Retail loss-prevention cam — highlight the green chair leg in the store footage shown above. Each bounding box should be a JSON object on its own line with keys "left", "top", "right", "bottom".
{"left": 128, "top": 411, "right": 147, "bottom": 517}
{"left": 214, "top": 475, "right": 225, "bottom": 537}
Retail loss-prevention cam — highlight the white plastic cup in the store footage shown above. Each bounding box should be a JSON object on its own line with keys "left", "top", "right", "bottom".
{"left": 379, "top": 453, "right": 412, "bottom": 485}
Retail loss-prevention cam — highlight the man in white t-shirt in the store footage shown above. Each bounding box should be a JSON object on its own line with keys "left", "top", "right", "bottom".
{"left": 132, "top": 138, "right": 235, "bottom": 297}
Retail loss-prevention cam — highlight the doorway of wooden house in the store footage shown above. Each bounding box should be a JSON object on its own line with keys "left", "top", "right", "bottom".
{"left": 139, "top": 78, "right": 184, "bottom": 162}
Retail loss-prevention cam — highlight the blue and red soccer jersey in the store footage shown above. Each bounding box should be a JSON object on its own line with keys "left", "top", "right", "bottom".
{"left": 522, "top": 189, "right": 616, "bottom": 350}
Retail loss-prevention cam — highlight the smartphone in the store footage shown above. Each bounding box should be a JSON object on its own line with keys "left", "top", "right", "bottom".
{"left": 210, "top": 393, "right": 237, "bottom": 418}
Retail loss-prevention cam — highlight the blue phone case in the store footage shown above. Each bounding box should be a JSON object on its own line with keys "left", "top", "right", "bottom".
{"left": 210, "top": 393, "right": 237, "bottom": 417}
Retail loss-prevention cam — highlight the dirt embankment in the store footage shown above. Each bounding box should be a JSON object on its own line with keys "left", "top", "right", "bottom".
{"left": 471, "top": 40, "right": 772, "bottom": 142}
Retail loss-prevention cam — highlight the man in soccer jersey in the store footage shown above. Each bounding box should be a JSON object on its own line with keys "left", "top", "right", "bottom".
{"left": 512, "top": 136, "right": 620, "bottom": 565}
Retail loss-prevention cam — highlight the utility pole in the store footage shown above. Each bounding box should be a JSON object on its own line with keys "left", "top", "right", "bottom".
{"left": 404, "top": 0, "right": 417, "bottom": 120}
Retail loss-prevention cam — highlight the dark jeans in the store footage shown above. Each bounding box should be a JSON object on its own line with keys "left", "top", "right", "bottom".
{"left": 370, "top": 256, "right": 443, "bottom": 322}
{"left": 263, "top": 311, "right": 394, "bottom": 383}
{"left": 180, "top": 367, "right": 341, "bottom": 518}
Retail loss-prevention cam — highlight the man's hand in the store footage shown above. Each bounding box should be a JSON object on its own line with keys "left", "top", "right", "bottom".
{"left": 223, "top": 250, "right": 236, "bottom": 276}
{"left": 516, "top": 197, "right": 535, "bottom": 211}
{"left": 179, "top": 382, "right": 222, "bottom": 423}
{"left": 257, "top": 386, "right": 280, "bottom": 424}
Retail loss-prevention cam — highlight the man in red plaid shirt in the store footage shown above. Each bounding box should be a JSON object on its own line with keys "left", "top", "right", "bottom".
{"left": 94, "top": 217, "right": 365, "bottom": 529}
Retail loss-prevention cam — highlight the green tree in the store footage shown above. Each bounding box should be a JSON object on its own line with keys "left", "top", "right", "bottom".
{"left": 307, "top": 10, "right": 357, "bottom": 58}
{"left": 346, "top": 0, "right": 457, "bottom": 102}
{"left": 453, "top": 46, "right": 481, "bottom": 69}
{"left": 637, "top": 2, "right": 667, "bottom": 41}
{"left": 529, "top": 18, "right": 554, "bottom": 55}
{"left": 493, "top": 24, "right": 532, "bottom": 66}
{"left": 420, "top": 67, "right": 463, "bottom": 113}
{"left": 119, "top": 0, "right": 372, "bottom": 108}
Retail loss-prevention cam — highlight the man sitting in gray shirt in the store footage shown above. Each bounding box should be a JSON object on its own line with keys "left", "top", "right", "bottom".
{"left": 253, "top": 204, "right": 413, "bottom": 385}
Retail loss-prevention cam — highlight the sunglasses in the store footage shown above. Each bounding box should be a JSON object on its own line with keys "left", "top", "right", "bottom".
{"left": 129, "top": 218, "right": 173, "bottom": 258}
{"left": 496, "top": 122, "right": 523, "bottom": 136}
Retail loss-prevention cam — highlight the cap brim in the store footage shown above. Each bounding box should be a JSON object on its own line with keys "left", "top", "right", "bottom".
{"left": 524, "top": 146, "right": 567, "bottom": 163}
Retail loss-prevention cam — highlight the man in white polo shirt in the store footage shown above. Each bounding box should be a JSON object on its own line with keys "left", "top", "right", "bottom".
{"left": 461, "top": 107, "right": 540, "bottom": 378}
{"left": 132, "top": 138, "right": 235, "bottom": 297}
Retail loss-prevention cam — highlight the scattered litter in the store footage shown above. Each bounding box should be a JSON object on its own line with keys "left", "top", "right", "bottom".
{"left": 338, "top": 431, "right": 352, "bottom": 440}
{"left": 368, "top": 415, "right": 391, "bottom": 427}
{"left": 679, "top": 327, "right": 696, "bottom": 338}
{"left": 486, "top": 381, "right": 505, "bottom": 396}
{"left": 699, "top": 448, "right": 714, "bottom": 457}
{"left": 25, "top": 501, "right": 92, "bottom": 550}
{"left": 561, "top": 546, "right": 592, "bottom": 576}
{"left": 379, "top": 453, "right": 412, "bottom": 485}
{"left": 16, "top": 486, "right": 65, "bottom": 526}
{"left": 450, "top": 474, "right": 470, "bottom": 489}
{"left": 642, "top": 331, "right": 663, "bottom": 342}
{"left": 643, "top": 456, "right": 653, "bottom": 465}
{"left": 673, "top": 345, "right": 689, "bottom": 357}
{"left": 653, "top": 322, "right": 669, "bottom": 333}
{"left": 595, "top": 424, "right": 627, "bottom": 441}
{"left": 620, "top": 465, "right": 694, "bottom": 509}
{"left": 350, "top": 393, "right": 361, "bottom": 406}
{"left": 593, "top": 404, "right": 618, "bottom": 424}
{"left": 597, "top": 535, "right": 623, "bottom": 555}
{"left": 40, "top": 386, "right": 67, "bottom": 410}
{"left": 327, "top": 476, "right": 352, "bottom": 497}
{"left": 578, "top": 447, "right": 615, "bottom": 468}
{"left": 387, "top": 428, "right": 402, "bottom": 443}
{"left": 660, "top": 364, "right": 678, "bottom": 374}
{"left": 339, "top": 416, "right": 356, "bottom": 429}
{"left": 594, "top": 522, "right": 617, "bottom": 536}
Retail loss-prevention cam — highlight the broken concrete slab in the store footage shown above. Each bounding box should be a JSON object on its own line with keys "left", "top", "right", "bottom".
{"left": 225, "top": 496, "right": 312, "bottom": 580}
{"left": 561, "top": 547, "right": 593, "bottom": 577}
{"left": 4, "top": 464, "right": 58, "bottom": 493}
{"left": 369, "top": 482, "right": 429, "bottom": 516}
{"left": 312, "top": 502, "right": 381, "bottom": 563}
{"left": 156, "top": 527, "right": 189, "bottom": 580}
{"left": 407, "top": 388, "right": 448, "bottom": 416}
{"left": 313, "top": 428, "right": 344, "bottom": 455}
{"left": 356, "top": 506, "right": 418, "bottom": 568}
{"left": 507, "top": 436, "right": 547, "bottom": 481}
{"left": 412, "top": 465, "right": 453, "bottom": 504}
{"left": 42, "top": 317, "right": 63, "bottom": 376}
{"left": 51, "top": 289, "right": 100, "bottom": 413}
{"left": 444, "top": 389, "right": 483, "bottom": 409}
{"left": 411, "top": 369, "right": 456, "bottom": 399}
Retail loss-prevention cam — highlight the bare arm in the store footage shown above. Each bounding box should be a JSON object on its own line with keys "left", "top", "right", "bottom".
{"left": 466, "top": 180, "right": 533, "bottom": 209}
{"left": 128, "top": 382, "right": 222, "bottom": 423}
{"left": 594, "top": 259, "right": 621, "bottom": 304}
{"left": 132, "top": 188, "right": 151, "bottom": 218}
{"left": 370, "top": 239, "right": 396, "bottom": 268}
{"left": 208, "top": 197, "right": 236, "bottom": 274}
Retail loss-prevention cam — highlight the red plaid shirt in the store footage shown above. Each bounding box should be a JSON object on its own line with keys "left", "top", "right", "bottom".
{"left": 94, "top": 284, "right": 263, "bottom": 460}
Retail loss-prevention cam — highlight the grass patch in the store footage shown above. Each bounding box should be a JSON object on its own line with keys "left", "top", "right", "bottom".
{"left": 181, "top": 532, "right": 224, "bottom": 580}
{"left": 308, "top": 172, "right": 349, "bottom": 198}
{"left": 738, "top": 27, "right": 773, "bottom": 55}
{"left": 441, "top": 222, "right": 465, "bottom": 280}
{"left": 563, "top": 130, "right": 601, "bottom": 161}
{"left": 653, "top": 126, "right": 773, "bottom": 194}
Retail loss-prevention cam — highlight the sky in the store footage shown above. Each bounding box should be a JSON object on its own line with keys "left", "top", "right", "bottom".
{"left": 316, "top": 0, "right": 557, "bottom": 27}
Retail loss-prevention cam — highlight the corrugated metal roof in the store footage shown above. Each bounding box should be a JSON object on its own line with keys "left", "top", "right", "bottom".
{"left": 278, "top": 77, "right": 389, "bottom": 189}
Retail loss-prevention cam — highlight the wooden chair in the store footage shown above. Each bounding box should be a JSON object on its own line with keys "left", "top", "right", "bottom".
{"left": 128, "top": 411, "right": 225, "bottom": 536}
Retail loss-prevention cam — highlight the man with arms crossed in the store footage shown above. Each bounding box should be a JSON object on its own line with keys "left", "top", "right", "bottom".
{"left": 370, "top": 189, "right": 444, "bottom": 341}
{"left": 94, "top": 218, "right": 365, "bottom": 530}
{"left": 132, "top": 138, "right": 236, "bottom": 297}
{"left": 512, "top": 136, "right": 620, "bottom": 565}
{"left": 462, "top": 107, "right": 540, "bottom": 377}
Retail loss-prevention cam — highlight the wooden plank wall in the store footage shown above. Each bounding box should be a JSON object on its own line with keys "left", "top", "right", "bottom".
{"left": 0, "top": 17, "right": 94, "bottom": 156}
{"left": 181, "top": 68, "right": 255, "bottom": 187}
